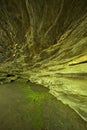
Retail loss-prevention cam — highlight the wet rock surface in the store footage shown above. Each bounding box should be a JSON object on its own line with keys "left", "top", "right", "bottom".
{"left": 0, "top": 81, "right": 87, "bottom": 130}
{"left": 0, "top": 0, "right": 87, "bottom": 127}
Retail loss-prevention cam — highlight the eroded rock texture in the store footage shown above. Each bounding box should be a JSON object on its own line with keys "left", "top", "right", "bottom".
{"left": 0, "top": 0, "right": 87, "bottom": 122}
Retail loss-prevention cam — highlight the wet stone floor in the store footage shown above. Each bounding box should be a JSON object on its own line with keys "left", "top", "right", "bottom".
{"left": 0, "top": 81, "right": 87, "bottom": 130}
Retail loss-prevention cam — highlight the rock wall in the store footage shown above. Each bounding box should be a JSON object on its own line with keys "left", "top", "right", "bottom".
{"left": 0, "top": 0, "right": 87, "bottom": 122}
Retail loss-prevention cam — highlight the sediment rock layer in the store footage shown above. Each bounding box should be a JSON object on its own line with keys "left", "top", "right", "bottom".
{"left": 0, "top": 0, "right": 87, "bottom": 122}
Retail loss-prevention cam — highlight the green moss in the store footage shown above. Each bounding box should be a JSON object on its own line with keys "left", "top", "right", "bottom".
{"left": 0, "top": 81, "right": 87, "bottom": 130}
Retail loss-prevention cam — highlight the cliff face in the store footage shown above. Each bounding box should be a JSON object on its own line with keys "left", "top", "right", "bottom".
{"left": 0, "top": 0, "right": 87, "bottom": 122}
